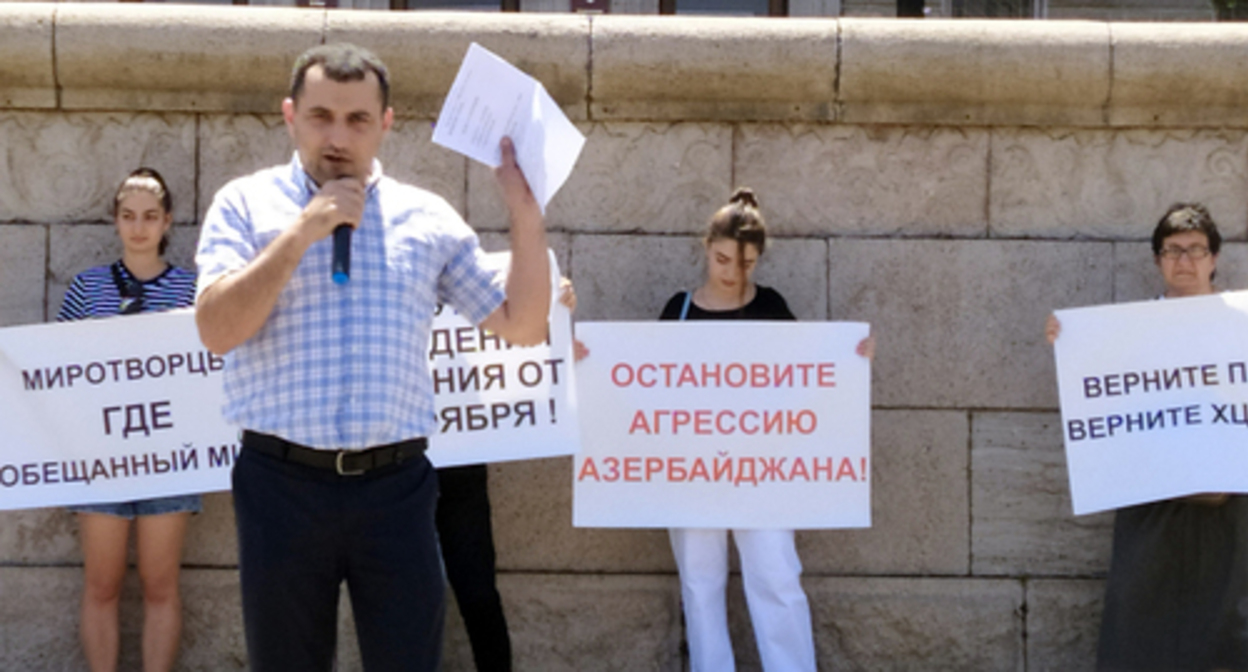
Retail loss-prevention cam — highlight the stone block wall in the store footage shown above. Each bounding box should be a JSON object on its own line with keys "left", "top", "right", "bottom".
{"left": 2, "top": 5, "right": 1248, "bottom": 669}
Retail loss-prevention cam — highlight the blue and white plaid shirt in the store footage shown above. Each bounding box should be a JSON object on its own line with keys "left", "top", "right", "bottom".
{"left": 196, "top": 154, "right": 505, "bottom": 450}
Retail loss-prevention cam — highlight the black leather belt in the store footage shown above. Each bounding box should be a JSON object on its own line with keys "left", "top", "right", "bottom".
{"left": 242, "top": 430, "right": 427, "bottom": 476}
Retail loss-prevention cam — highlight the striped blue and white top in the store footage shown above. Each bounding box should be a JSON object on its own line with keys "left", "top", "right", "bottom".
{"left": 57, "top": 262, "right": 197, "bottom": 322}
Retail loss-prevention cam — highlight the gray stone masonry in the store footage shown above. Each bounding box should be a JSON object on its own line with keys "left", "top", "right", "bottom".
{"left": 4, "top": 7, "right": 1248, "bottom": 669}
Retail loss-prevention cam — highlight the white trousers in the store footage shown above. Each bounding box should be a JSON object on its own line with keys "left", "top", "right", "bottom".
{"left": 669, "top": 528, "right": 816, "bottom": 672}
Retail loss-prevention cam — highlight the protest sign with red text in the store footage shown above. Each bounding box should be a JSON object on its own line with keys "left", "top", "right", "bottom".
{"left": 573, "top": 322, "right": 871, "bottom": 529}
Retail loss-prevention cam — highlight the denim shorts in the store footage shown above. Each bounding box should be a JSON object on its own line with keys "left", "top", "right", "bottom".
{"left": 69, "top": 494, "right": 202, "bottom": 519}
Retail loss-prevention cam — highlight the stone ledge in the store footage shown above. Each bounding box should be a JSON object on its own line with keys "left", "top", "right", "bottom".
{"left": 1, "top": 5, "right": 1245, "bottom": 126}
{"left": 590, "top": 15, "right": 837, "bottom": 122}
{"left": 56, "top": 3, "right": 322, "bottom": 113}
{"left": 1109, "top": 23, "right": 1248, "bottom": 127}
{"left": 840, "top": 19, "right": 1111, "bottom": 128}
{"left": 0, "top": 4, "right": 54, "bottom": 109}
{"left": 325, "top": 11, "right": 590, "bottom": 120}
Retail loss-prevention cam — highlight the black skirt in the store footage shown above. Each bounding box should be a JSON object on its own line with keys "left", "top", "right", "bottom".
{"left": 1097, "top": 496, "right": 1248, "bottom": 671}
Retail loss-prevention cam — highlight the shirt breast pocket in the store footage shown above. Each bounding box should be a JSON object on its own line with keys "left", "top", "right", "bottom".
{"left": 383, "top": 238, "right": 441, "bottom": 319}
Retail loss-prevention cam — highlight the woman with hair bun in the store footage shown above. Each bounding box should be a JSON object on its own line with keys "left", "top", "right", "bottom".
{"left": 660, "top": 188, "right": 873, "bottom": 672}
{"left": 58, "top": 168, "right": 199, "bottom": 672}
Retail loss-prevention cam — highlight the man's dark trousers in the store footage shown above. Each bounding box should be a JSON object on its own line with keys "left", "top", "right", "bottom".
{"left": 233, "top": 440, "right": 445, "bottom": 672}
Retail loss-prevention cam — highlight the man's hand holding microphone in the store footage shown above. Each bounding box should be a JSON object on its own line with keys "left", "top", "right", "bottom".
{"left": 298, "top": 176, "right": 365, "bottom": 284}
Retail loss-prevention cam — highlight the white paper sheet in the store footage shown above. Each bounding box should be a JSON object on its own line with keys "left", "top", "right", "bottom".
{"left": 432, "top": 43, "right": 586, "bottom": 213}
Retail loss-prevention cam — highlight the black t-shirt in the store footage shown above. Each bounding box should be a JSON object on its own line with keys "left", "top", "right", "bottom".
{"left": 658, "top": 285, "right": 795, "bottom": 321}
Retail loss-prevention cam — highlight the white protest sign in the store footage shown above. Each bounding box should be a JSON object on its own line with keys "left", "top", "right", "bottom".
{"left": 425, "top": 250, "right": 579, "bottom": 467}
{"left": 431, "top": 42, "right": 586, "bottom": 213}
{"left": 0, "top": 250, "right": 575, "bottom": 510}
{"left": 1054, "top": 291, "right": 1248, "bottom": 515}
{"left": 573, "top": 322, "right": 872, "bottom": 529}
{"left": 0, "top": 308, "right": 237, "bottom": 511}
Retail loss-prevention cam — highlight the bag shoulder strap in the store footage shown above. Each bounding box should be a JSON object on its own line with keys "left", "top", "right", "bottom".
{"left": 109, "top": 261, "right": 129, "bottom": 297}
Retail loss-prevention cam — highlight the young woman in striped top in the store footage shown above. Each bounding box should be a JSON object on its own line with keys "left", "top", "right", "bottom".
{"left": 58, "top": 168, "right": 198, "bottom": 672}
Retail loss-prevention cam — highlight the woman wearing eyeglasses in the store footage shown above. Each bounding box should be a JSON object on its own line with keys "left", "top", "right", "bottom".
{"left": 1047, "top": 203, "right": 1248, "bottom": 672}
{"left": 57, "top": 168, "right": 199, "bottom": 672}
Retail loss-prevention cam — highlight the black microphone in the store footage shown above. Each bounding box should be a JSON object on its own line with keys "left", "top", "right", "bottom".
{"left": 332, "top": 224, "right": 351, "bottom": 285}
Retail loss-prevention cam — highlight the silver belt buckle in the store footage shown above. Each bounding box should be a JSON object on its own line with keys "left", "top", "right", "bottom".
{"left": 335, "top": 450, "right": 365, "bottom": 476}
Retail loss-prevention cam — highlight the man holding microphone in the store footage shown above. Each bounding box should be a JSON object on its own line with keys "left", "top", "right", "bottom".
{"left": 194, "top": 43, "right": 550, "bottom": 672}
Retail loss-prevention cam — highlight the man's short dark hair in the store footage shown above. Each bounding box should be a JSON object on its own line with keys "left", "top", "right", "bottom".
{"left": 1152, "top": 203, "right": 1222, "bottom": 256}
{"left": 290, "top": 43, "right": 390, "bottom": 110}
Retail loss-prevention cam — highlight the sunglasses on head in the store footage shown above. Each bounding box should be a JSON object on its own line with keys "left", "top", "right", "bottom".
{"left": 118, "top": 278, "right": 145, "bottom": 315}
